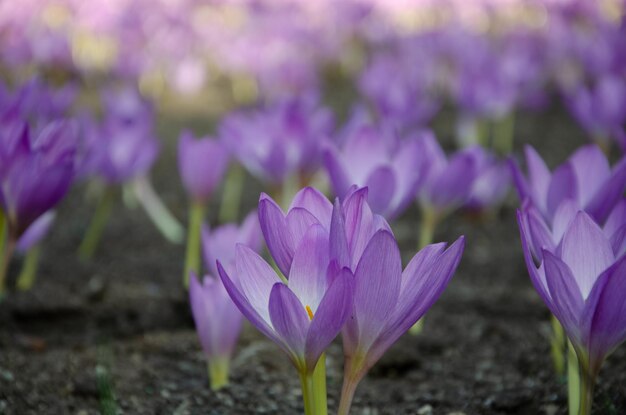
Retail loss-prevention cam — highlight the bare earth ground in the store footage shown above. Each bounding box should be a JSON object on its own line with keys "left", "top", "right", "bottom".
{"left": 1, "top": 109, "right": 625, "bottom": 415}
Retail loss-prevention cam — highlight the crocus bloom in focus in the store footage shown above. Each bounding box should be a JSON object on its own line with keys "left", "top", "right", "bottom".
{"left": 189, "top": 272, "right": 242, "bottom": 390}
{"left": 323, "top": 124, "right": 427, "bottom": 219}
{"left": 178, "top": 130, "right": 229, "bottom": 203}
{"left": 510, "top": 144, "right": 626, "bottom": 226}
{"left": 332, "top": 217, "right": 465, "bottom": 414}
{"left": 201, "top": 210, "right": 262, "bottom": 277}
{"left": 518, "top": 210, "right": 626, "bottom": 415}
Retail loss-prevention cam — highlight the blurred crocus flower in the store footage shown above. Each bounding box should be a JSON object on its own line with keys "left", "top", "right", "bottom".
{"left": 510, "top": 144, "right": 626, "bottom": 225}
{"left": 178, "top": 131, "right": 230, "bottom": 203}
{"left": 219, "top": 94, "right": 334, "bottom": 186}
{"left": 258, "top": 186, "right": 389, "bottom": 277}
{"left": 201, "top": 211, "right": 262, "bottom": 277}
{"left": 565, "top": 75, "right": 626, "bottom": 150}
{"left": 323, "top": 124, "right": 427, "bottom": 219}
{"left": 518, "top": 210, "right": 626, "bottom": 415}
{"left": 189, "top": 272, "right": 243, "bottom": 390}
{"left": 464, "top": 150, "right": 511, "bottom": 212}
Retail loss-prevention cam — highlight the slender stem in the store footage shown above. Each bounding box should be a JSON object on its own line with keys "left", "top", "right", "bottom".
{"left": 208, "top": 358, "right": 230, "bottom": 391}
{"left": 568, "top": 341, "right": 580, "bottom": 415}
{"left": 576, "top": 354, "right": 596, "bottom": 415}
{"left": 311, "top": 354, "right": 328, "bottom": 415}
{"left": 0, "top": 236, "right": 16, "bottom": 297}
{"left": 16, "top": 245, "right": 41, "bottom": 291}
{"left": 493, "top": 112, "right": 516, "bottom": 155}
{"left": 133, "top": 176, "right": 185, "bottom": 244}
{"left": 183, "top": 201, "right": 205, "bottom": 288}
{"left": 550, "top": 315, "right": 566, "bottom": 377}
{"left": 338, "top": 374, "right": 360, "bottom": 415}
{"left": 78, "top": 187, "right": 115, "bottom": 261}
{"left": 218, "top": 164, "right": 245, "bottom": 224}
{"left": 299, "top": 371, "right": 316, "bottom": 415}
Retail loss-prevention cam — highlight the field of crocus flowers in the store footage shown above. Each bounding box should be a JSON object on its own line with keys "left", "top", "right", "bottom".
{"left": 1, "top": 1, "right": 625, "bottom": 414}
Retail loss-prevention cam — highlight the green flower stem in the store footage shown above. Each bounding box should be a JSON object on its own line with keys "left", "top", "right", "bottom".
{"left": 410, "top": 207, "right": 439, "bottom": 335}
{"left": 299, "top": 371, "right": 316, "bottom": 415}
{"left": 208, "top": 358, "right": 230, "bottom": 391}
{"left": 133, "top": 176, "right": 184, "bottom": 244}
{"left": 0, "top": 234, "right": 15, "bottom": 297}
{"left": 183, "top": 201, "right": 205, "bottom": 288}
{"left": 576, "top": 354, "right": 596, "bottom": 415}
{"left": 78, "top": 187, "right": 115, "bottom": 261}
{"left": 219, "top": 164, "right": 245, "bottom": 224}
{"left": 550, "top": 315, "right": 566, "bottom": 377}
{"left": 568, "top": 341, "right": 580, "bottom": 415}
{"left": 312, "top": 354, "right": 328, "bottom": 415}
{"left": 492, "top": 112, "right": 515, "bottom": 155}
{"left": 16, "top": 245, "right": 41, "bottom": 291}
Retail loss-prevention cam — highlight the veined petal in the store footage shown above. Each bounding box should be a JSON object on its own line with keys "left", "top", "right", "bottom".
{"left": 526, "top": 206, "right": 556, "bottom": 257}
{"left": 609, "top": 225, "right": 626, "bottom": 257}
{"left": 350, "top": 230, "right": 402, "bottom": 352}
{"left": 517, "top": 210, "right": 552, "bottom": 306}
{"left": 604, "top": 200, "right": 626, "bottom": 238}
{"left": 305, "top": 267, "right": 354, "bottom": 372}
{"left": 288, "top": 187, "right": 333, "bottom": 229}
{"left": 269, "top": 283, "right": 310, "bottom": 368}
{"left": 235, "top": 244, "right": 282, "bottom": 324}
{"left": 568, "top": 145, "right": 610, "bottom": 208}
{"left": 329, "top": 198, "right": 350, "bottom": 269}
{"left": 560, "top": 212, "right": 615, "bottom": 299}
{"left": 524, "top": 146, "right": 551, "bottom": 212}
{"left": 342, "top": 187, "right": 375, "bottom": 269}
{"left": 543, "top": 250, "right": 584, "bottom": 344}
{"left": 552, "top": 199, "right": 579, "bottom": 245}
{"left": 286, "top": 208, "right": 322, "bottom": 249}
{"left": 259, "top": 193, "right": 293, "bottom": 276}
{"left": 586, "top": 157, "right": 626, "bottom": 223}
{"left": 288, "top": 224, "right": 330, "bottom": 313}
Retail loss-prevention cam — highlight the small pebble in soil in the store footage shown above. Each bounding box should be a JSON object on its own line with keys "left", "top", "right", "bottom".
{"left": 417, "top": 404, "right": 433, "bottom": 415}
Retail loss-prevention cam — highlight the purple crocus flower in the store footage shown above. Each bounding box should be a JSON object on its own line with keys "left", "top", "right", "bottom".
{"left": 258, "top": 186, "right": 389, "bottom": 277}
{"left": 323, "top": 124, "right": 427, "bottom": 219}
{"left": 219, "top": 94, "right": 334, "bottom": 186}
{"left": 518, "top": 210, "right": 626, "bottom": 414}
{"left": 464, "top": 150, "right": 511, "bottom": 212}
{"left": 189, "top": 272, "right": 243, "bottom": 390}
{"left": 178, "top": 130, "right": 229, "bottom": 203}
{"left": 510, "top": 144, "right": 626, "bottom": 225}
{"left": 201, "top": 210, "right": 262, "bottom": 277}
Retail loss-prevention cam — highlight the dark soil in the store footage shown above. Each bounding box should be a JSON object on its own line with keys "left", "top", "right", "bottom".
{"left": 1, "top": 109, "right": 625, "bottom": 415}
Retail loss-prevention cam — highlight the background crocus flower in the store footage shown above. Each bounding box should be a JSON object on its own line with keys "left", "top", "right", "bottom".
{"left": 219, "top": 94, "right": 334, "bottom": 187}
{"left": 518, "top": 210, "right": 626, "bottom": 415}
{"left": 218, "top": 227, "right": 353, "bottom": 414}
{"left": 189, "top": 272, "right": 243, "bottom": 390}
{"left": 332, "top": 225, "right": 464, "bottom": 415}
{"left": 511, "top": 144, "right": 626, "bottom": 226}
{"left": 464, "top": 151, "right": 511, "bottom": 212}
{"left": 178, "top": 130, "right": 230, "bottom": 287}
{"left": 201, "top": 210, "right": 262, "bottom": 277}
{"left": 323, "top": 124, "right": 427, "bottom": 219}
{"left": 178, "top": 131, "right": 230, "bottom": 204}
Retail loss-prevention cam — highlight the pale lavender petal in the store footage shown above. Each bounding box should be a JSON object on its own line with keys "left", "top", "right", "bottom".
{"left": 552, "top": 200, "right": 579, "bottom": 245}
{"left": 268, "top": 283, "right": 309, "bottom": 365}
{"left": 364, "top": 166, "right": 396, "bottom": 216}
{"left": 329, "top": 198, "right": 350, "bottom": 269}
{"left": 568, "top": 145, "right": 610, "bottom": 207}
{"left": 342, "top": 187, "right": 375, "bottom": 269}
{"left": 305, "top": 267, "right": 354, "bottom": 372}
{"left": 259, "top": 193, "right": 293, "bottom": 276}
{"left": 604, "top": 200, "right": 626, "bottom": 238}
{"left": 286, "top": 208, "right": 322, "bottom": 249}
{"left": 350, "top": 230, "right": 402, "bottom": 352}
{"left": 16, "top": 211, "right": 55, "bottom": 253}
{"left": 429, "top": 152, "right": 475, "bottom": 208}
{"left": 288, "top": 224, "right": 330, "bottom": 312}
{"left": 543, "top": 250, "right": 584, "bottom": 344}
{"left": 526, "top": 206, "right": 556, "bottom": 258}
{"left": 609, "top": 225, "right": 626, "bottom": 257}
{"left": 517, "top": 210, "right": 552, "bottom": 305}
{"left": 323, "top": 146, "right": 352, "bottom": 200}
{"left": 546, "top": 163, "right": 578, "bottom": 221}
{"left": 388, "top": 137, "right": 425, "bottom": 218}
{"left": 560, "top": 212, "right": 615, "bottom": 299}
{"left": 288, "top": 187, "right": 333, "bottom": 229}
{"left": 524, "top": 145, "right": 551, "bottom": 214}
{"left": 586, "top": 157, "right": 626, "bottom": 223}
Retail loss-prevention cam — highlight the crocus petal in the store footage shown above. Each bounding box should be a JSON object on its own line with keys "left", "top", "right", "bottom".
{"left": 524, "top": 145, "right": 551, "bottom": 212}
{"left": 517, "top": 210, "right": 552, "bottom": 306}
{"left": 551, "top": 199, "right": 579, "bottom": 245}
{"left": 364, "top": 166, "right": 396, "bottom": 216}
{"left": 560, "top": 212, "right": 615, "bottom": 299}
{"left": 259, "top": 193, "right": 293, "bottom": 276}
{"left": 543, "top": 250, "right": 584, "bottom": 344}
{"left": 286, "top": 208, "right": 322, "bottom": 248}
{"left": 586, "top": 157, "right": 626, "bottom": 223}
{"left": 323, "top": 146, "right": 352, "bottom": 200}
{"left": 526, "top": 206, "right": 556, "bottom": 258}
{"left": 268, "top": 283, "right": 310, "bottom": 367}
{"left": 16, "top": 210, "right": 55, "bottom": 253}
{"left": 305, "top": 267, "right": 354, "bottom": 372}
{"left": 329, "top": 198, "right": 350, "bottom": 269}
{"left": 288, "top": 224, "right": 330, "bottom": 312}
{"left": 546, "top": 163, "right": 578, "bottom": 221}
{"left": 350, "top": 230, "right": 402, "bottom": 352}
{"left": 609, "top": 225, "right": 626, "bottom": 257}
{"left": 341, "top": 187, "right": 379, "bottom": 269}
{"left": 581, "top": 255, "right": 626, "bottom": 364}
{"left": 388, "top": 137, "right": 425, "bottom": 218}
{"left": 429, "top": 152, "right": 475, "bottom": 208}
{"left": 217, "top": 261, "right": 279, "bottom": 344}
{"left": 289, "top": 187, "right": 333, "bottom": 229}
{"left": 604, "top": 200, "right": 626, "bottom": 238}
{"left": 234, "top": 244, "right": 282, "bottom": 324}
{"left": 568, "top": 145, "right": 610, "bottom": 208}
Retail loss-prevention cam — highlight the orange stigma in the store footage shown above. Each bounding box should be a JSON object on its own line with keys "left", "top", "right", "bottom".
{"left": 305, "top": 305, "right": 314, "bottom": 321}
